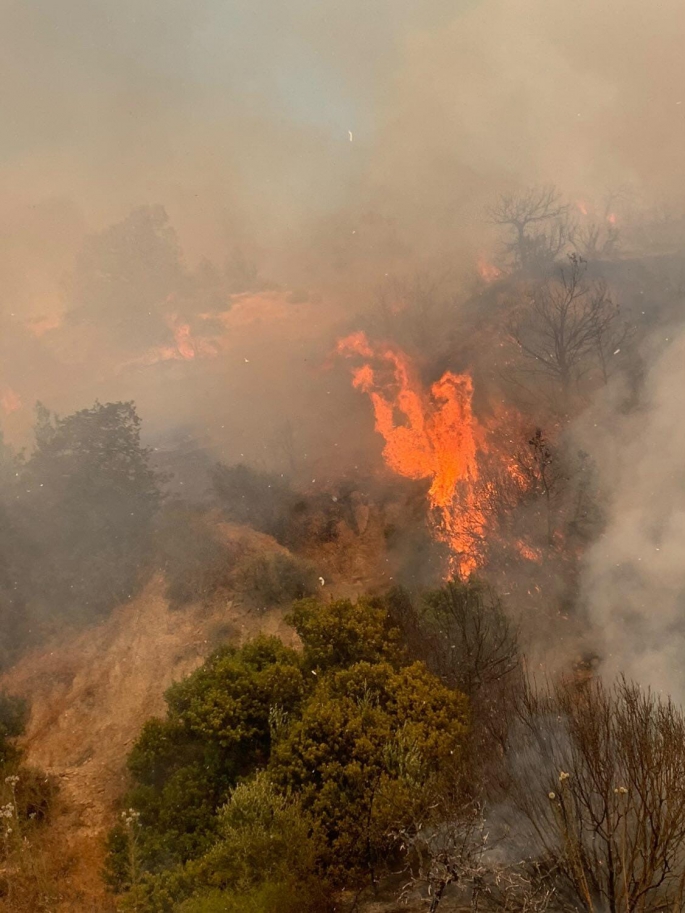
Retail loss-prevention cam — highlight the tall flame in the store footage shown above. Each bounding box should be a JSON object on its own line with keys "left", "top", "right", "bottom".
{"left": 337, "top": 332, "right": 485, "bottom": 577}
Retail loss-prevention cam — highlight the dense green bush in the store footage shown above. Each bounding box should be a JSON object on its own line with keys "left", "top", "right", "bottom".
{"left": 108, "top": 637, "right": 305, "bottom": 879}
{"left": 270, "top": 659, "right": 468, "bottom": 882}
{"left": 287, "top": 594, "right": 403, "bottom": 672}
{"left": 108, "top": 592, "right": 471, "bottom": 910}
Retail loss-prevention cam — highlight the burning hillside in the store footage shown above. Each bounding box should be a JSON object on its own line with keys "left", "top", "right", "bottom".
{"left": 336, "top": 330, "right": 552, "bottom": 581}
{"left": 3, "top": 0, "right": 685, "bottom": 909}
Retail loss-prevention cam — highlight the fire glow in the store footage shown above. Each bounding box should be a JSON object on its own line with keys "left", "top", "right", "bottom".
{"left": 477, "top": 255, "right": 502, "bottom": 283}
{"left": 337, "top": 331, "right": 485, "bottom": 577}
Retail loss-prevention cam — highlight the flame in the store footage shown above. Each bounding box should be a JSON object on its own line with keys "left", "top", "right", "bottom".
{"left": 607, "top": 212, "right": 617, "bottom": 225}
{"left": 337, "top": 332, "right": 485, "bottom": 577}
{"left": 170, "top": 319, "right": 196, "bottom": 360}
{"left": 477, "top": 255, "right": 502, "bottom": 283}
{"left": 128, "top": 293, "right": 317, "bottom": 369}
{"left": 576, "top": 200, "right": 589, "bottom": 216}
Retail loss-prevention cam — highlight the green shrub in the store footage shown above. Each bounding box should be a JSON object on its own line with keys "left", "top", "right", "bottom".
{"left": 177, "top": 881, "right": 322, "bottom": 913}
{"left": 269, "top": 659, "right": 469, "bottom": 882}
{"left": 108, "top": 594, "right": 471, "bottom": 907}
{"left": 198, "top": 773, "right": 321, "bottom": 892}
{"left": 110, "top": 637, "right": 306, "bottom": 877}
{"left": 288, "top": 595, "right": 403, "bottom": 673}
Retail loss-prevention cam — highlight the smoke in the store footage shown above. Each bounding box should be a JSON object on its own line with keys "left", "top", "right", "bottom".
{"left": 5, "top": 0, "right": 685, "bottom": 275}
{"left": 575, "top": 328, "right": 685, "bottom": 699}
{"left": 2, "top": 0, "right": 685, "bottom": 680}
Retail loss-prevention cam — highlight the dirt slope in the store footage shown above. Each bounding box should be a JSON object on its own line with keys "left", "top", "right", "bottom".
{"left": 0, "top": 530, "right": 301, "bottom": 910}
{"left": 0, "top": 508, "right": 388, "bottom": 910}
{"left": 5, "top": 577, "right": 292, "bottom": 830}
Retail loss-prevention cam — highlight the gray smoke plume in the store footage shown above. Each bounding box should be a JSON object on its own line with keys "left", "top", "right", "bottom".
{"left": 576, "top": 328, "right": 685, "bottom": 698}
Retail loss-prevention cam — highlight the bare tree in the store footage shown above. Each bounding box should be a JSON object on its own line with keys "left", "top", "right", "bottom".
{"left": 573, "top": 189, "right": 623, "bottom": 261}
{"left": 507, "top": 676, "right": 685, "bottom": 913}
{"left": 395, "top": 802, "right": 489, "bottom": 913}
{"left": 469, "top": 428, "right": 602, "bottom": 577}
{"left": 489, "top": 186, "right": 573, "bottom": 273}
{"left": 573, "top": 220, "right": 620, "bottom": 261}
{"left": 387, "top": 581, "right": 522, "bottom": 779}
{"left": 509, "top": 254, "right": 622, "bottom": 396}
{"left": 395, "top": 801, "right": 558, "bottom": 913}
{"left": 388, "top": 581, "right": 521, "bottom": 700}
{"left": 514, "top": 429, "right": 566, "bottom": 544}
{"left": 591, "top": 297, "right": 631, "bottom": 385}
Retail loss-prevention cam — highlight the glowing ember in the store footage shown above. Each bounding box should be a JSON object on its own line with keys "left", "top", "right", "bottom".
{"left": 516, "top": 540, "right": 543, "bottom": 563}
{"left": 170, "top": 319, "right": 196, "bottom": 360}
{"left": 607, "top": 212, "right": 617, "bottom": 225}
{"left": 337, "top": 331, "right": 484, "bottom": 577}
{"left": 576, "top": 200, "right": 589, "bottom": 216}
{"left": 477, "top": 255, "right": 502, "bottom": 283}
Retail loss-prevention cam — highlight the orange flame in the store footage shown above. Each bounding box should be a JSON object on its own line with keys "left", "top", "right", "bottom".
{"left": 171, "top": 319, "right": 196, "bottom": 360}
{"left": 337, "top": 332, "right": 484, "bottom": 577}
{"left": 576, "top": 200, "right": 589, "bottom": 216}
{"left": 477, "top": 255, "right": 502, "bottom": 283}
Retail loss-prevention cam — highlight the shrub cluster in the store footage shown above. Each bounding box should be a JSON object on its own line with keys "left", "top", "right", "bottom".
{"left": 106, "top": 593, "right": 470, "bottom": 912}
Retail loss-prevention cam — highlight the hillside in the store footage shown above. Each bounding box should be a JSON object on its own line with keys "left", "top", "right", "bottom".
{"left": 0, "top": 528, "right": 308, "bottom": 911}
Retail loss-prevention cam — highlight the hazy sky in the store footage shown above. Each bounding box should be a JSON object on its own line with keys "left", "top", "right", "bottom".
{"left": 1, "top": 1, "right": 472, "bottom": 240}
{"left": 3, "top": 0, "right": 685, "bottom": 266}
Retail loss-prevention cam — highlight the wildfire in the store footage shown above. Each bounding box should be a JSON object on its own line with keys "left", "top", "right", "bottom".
{"left": 129, "top": 293, "right": 318, "bottom": 369}
{"left": 477, "top": 256, "right": 502, "bottom": 283}
{"left": 337, "top": 332, "right": 485, "bottom": 577}
{"left": 515, "top": 540, "right": 543, "bottom": 563}
{"left": 171, "top": 320, "right": 196, "bottom": 360}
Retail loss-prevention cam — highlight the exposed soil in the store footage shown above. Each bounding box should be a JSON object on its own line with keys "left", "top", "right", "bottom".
{"left": 0, "top": 517, "right": 386, "bottom": 910}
